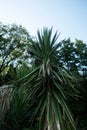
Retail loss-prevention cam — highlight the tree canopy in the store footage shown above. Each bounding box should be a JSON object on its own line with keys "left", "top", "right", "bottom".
{"left": 0, "top": 23, "right": 30, "bottom": 75}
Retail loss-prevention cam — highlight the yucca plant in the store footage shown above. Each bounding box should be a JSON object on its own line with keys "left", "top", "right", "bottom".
{"left": 18, "top": 28, "right": 79, "bottom": 130}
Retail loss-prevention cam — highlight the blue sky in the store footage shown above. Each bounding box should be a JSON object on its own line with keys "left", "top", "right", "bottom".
{"left": 0, "top": 0, "right": 87, "bottom": 42}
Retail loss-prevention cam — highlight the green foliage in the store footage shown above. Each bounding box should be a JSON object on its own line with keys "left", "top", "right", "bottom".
{"left": 19, "top": 28, "right": 79, "bottom": 130}
{"left": 0, "top": 24, "right": 87, "bottom": 130}
{"left": 0, "top": 88, "right": 31, "bottom": 130}
{"left": 0, "top": 23, "right": 30, "bottom": 75}
{"left": 58, "top": 38, "right": 77, "bottom": 71}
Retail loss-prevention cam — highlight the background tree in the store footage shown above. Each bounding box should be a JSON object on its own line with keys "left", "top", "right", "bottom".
{"left": 58, "top": 38, "right": 78, "bottom": 72}
{"left": 75, "top": 39, "right": 87, "bottom": 77}
{"left": 0, "top": 23, "right": 30, "bottom": 75}
{"left": 0, "top": 23, "right": 31, "bottom": 85}
{"left": 71, "top": 39, "right": 87, "bottom": 130}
